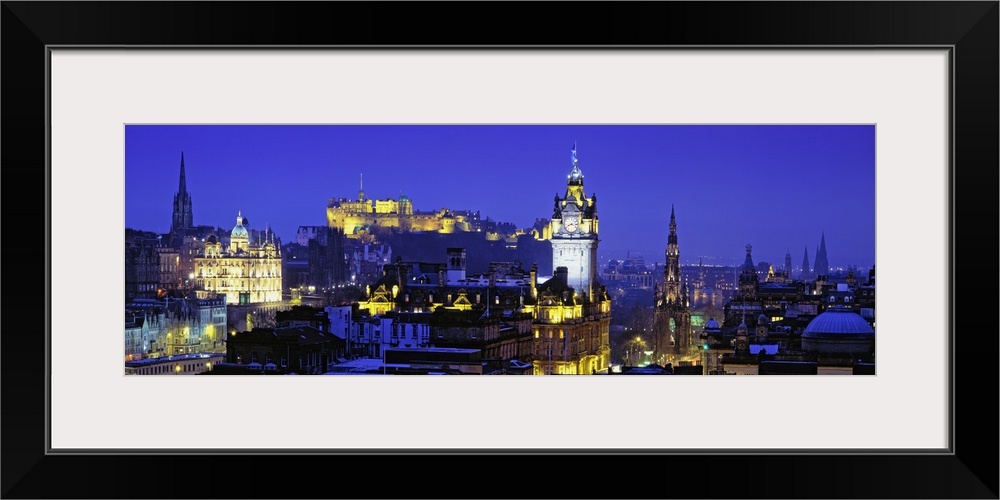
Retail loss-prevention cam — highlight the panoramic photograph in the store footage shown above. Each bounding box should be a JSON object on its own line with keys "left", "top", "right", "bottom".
{"left": 124, "top": 124, "right": 876, "bottom": 375}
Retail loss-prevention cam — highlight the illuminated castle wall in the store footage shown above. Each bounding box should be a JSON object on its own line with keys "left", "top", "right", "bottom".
{"left": 326, "top": 190, "right": 479, "bottom": 237}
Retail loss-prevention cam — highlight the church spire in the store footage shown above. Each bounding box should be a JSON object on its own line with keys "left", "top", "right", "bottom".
{"left": 178, "top": 151, "right": 187, "bottom": 193}
{"left": 663, "top": 205, "right": 681, "bottom": 303}
{"left": 171, "top": 151, "right": 194, "bottom": 234}
{"left": 802, "top": 245, "right": 811, "bottom": 279}
{"left": 815, "top": 231, "right": 829, "bottom": 276}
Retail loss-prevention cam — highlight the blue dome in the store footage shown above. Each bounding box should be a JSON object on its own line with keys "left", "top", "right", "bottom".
{"left": 803, "top": 309, "right": 874, "bottom": 336}
{"left": 705, "top": 318, "right": 720, "bottom": 330}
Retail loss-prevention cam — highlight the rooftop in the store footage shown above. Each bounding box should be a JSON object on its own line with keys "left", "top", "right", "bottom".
{"left": 125, "top": 352, "right": 225, "bottom": 367}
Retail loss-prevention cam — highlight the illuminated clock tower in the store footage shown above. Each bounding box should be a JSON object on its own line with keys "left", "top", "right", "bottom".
{"left": 549, "top": 144, "right": 599, "bottom": 299}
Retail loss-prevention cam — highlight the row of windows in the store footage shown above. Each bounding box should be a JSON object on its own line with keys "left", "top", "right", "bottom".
{"left": 128, "top": 361, "right": 213, "bottom": 375}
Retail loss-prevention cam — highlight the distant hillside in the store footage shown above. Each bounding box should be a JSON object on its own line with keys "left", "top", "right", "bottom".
{"left": 383, "top": 232, "right": 553, "bottom": 276}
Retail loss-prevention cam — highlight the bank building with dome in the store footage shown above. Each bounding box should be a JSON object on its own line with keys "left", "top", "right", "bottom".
{"left": 193, "top": 211, "right": 283, "bottom": 305}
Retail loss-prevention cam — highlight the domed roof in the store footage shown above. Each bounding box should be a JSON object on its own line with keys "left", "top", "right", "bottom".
{"left": 757, "top": 313, "right": 768, "bottom": 324}
{"left": 231, "top": 211, "right": 249, "bottom": 239}
{"left": 803, "top": 309, "right": 874, "bottom": 336}
{"left": 206, "top": 234, "right": 218, "bottom": 244}
{"left": 705, "top": 318, "right": 720, "bottom": 330}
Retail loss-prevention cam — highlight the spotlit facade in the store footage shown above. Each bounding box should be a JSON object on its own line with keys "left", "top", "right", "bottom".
{"left": 193, "top": 212, "right": 283, "bottom": 305}
{"left": 533, "top": 145, "right": 612, "bottom": 375}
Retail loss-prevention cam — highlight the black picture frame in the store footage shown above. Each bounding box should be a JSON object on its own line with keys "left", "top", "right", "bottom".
{"left": 3, "top": 2, "right": 997, "bottom": 498}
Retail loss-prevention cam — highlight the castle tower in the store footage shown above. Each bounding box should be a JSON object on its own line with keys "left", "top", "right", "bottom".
{"left": 653, "top": 205, "right": 692, "bottom": 364}
{"left": 549, "top": 143, "right": 599, "bottom": 299}
{"left": 170, "top": 152, "right": 194, "bottom": 234}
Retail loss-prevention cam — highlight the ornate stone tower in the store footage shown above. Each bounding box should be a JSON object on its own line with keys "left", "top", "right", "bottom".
{"left": 171, "top": 152, "right": 194, "bottom": 234}
{"left": 663, "top": 205, "right": 682, "bottom": 303}
{"left": 738, "top": 244, "right": 759, "bottom": 300}
{"left": 549, "top": 143, "right": 599, "bottom": 299}
{"left": 653, "top": 205, "right": 692, "bottom": 364}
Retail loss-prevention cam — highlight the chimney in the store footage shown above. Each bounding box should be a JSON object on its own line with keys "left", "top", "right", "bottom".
{"left": 529, "top": 263, "right": 538, "bottom": 299}
{"left": 398, "top": 262, "right": 410, "bottom": 288}
{"left": 554, "top": 266, "right": 569, "bottom": 282}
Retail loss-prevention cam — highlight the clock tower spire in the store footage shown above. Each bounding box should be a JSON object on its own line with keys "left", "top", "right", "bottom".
{"left": 549, "top": 143, "right": 599, "bottom": 299}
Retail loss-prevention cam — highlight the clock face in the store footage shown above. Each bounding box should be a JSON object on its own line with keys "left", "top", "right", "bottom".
{"left": 736, "top": 338, "right": 748, "bottom": 350}
{"left": 564, "top": 215, "right": 579, "bottom": 233}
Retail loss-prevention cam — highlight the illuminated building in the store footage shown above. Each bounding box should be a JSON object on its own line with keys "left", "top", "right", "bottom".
{"left": 652, "top": 206, "right": 693, "bottom": 365}
{"left": 124, "top": 296, "right": 227, "bottom": 360}
{"left": 124, "top": 353, "right": 226, "bottom": 375}
{"left": 193, "top": 211, "right": 283, "bottom": 305}
{"left": 687, "top": 259, "right": 738, "bottom": 309}
{"left": 531, "top": 266, "right": 611, "bottom": 375}
{"left": 350, "top": 146, "right": 611, "bottom": 375}
{"left": 700, "top": 247, "right": 876, "bottom": 375}
{"left": 326, "top": 175, "right": 490, "bottom": 238}
{"left": 601, "top": 255, "right": 655, "bottom": 290}
{"left": 548, "top": 144, "right": 599, "bottom": 298}
{"left": 347, "top": 241, "right": 393, "bottom": 284}
{"left": 533, "top": 144, "right": 611, "bottom": 375}
{"left": 355, "top": 250, "right": 535, "bottom": 362}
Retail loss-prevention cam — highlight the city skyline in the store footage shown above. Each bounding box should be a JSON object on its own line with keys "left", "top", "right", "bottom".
{"left": 125, "top": 124, "right": 876, "bottom": 268}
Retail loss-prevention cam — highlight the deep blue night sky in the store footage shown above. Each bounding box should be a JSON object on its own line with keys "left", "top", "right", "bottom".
{"left": 125, "top": 125, "right": 875, "bottom": 268}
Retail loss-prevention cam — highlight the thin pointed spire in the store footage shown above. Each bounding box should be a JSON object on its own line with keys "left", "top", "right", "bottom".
{"left": 178, "top": 152, "right": 187, "bottom": 193}
{"left": 568, "top": 142, "right": 583, "bottom": 181}
{"left": 815, "top": 231, "right": 829, "bottom": 276}
{"left": 171, "top": 151, "right": 194, "bottom": 233}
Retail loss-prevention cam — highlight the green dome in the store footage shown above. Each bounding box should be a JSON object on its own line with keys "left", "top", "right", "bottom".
{"left": 231, "top": 211, "right": 249, "bottom": 239}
